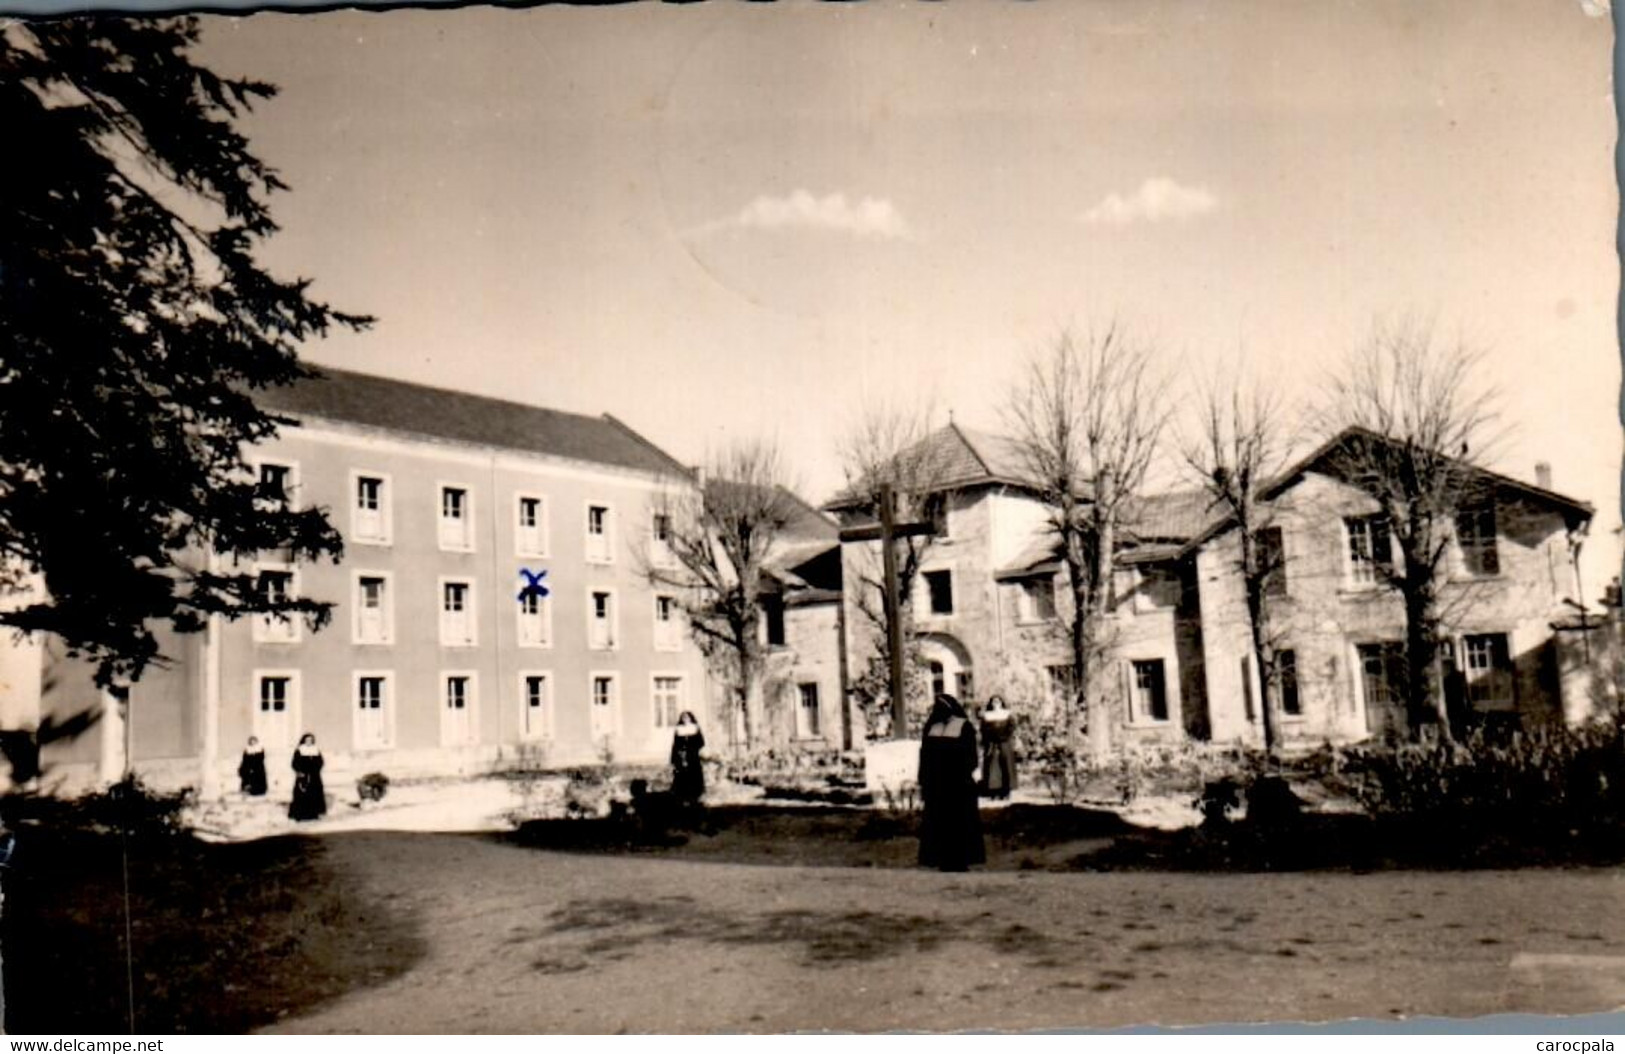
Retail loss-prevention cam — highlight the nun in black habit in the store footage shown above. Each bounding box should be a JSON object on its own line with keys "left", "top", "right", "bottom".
{"left": 288, "top": 733, "right": 327, "bottom": 821}
{"left": 917, "top": 693, "right": 986, "bottom": 872}
{"left": 238, "top": 735, "right": 268, "bottom": 797}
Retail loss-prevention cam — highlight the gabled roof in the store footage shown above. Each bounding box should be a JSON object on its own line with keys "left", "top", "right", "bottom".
{"left": 823, "top": 422, "right": 1054, "bottom": 511}
{"left": 1178, "top": 425, "right": 1596, "bottom": 555}
{"left": 258, "top": 366, "right": 693, "bottom": 478}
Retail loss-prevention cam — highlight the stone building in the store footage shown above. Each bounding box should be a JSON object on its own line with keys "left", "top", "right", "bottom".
{"left": 822, "top": 422, "right": 1600, "bottom": 749}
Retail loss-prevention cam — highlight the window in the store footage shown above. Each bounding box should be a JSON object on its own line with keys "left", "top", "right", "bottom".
{"left": 1258, "top": 527, "right": 1287, "bottom": 597}
{"left": 1130, "top": 659, "right": 1169, "bottom": 723}
{"left": 1277, "top": 649, "right": 1302, "bottom": 717}
{"left": 1047, "top": 665, "right": 1076, "bottom": 707}
{"left": 653, "top": 675, "right": 684, "bottom": 729}
{"left": 955, "top": 670, "right": 975, "bottom": 702}
{"left": 516, "top": 494, "right": 548, "bottom": 556}
{"left": 654, "top": 594, "right": 682, "bottom": 651}
{"left": 256, "top": 461, "right": 294, "bottom": 509}
{"left": 1345, "top": 515, "right": 1394, "bottom": 587}
{"left": 252, "top": 671, "right": 299, "bottom": 747}
{"left": 1457, "top": 504, "right": 1500, "bottom": 577}
{"left": 590, "top": 673, "right": 618, "bottom": 739}
{"left": 441, "top": 673, "right": 477, "bottom": 746}
{"left": 1129, "top": 567, "right": 1179, "bottom": 613}
{"left": 763, "top": 595, "right": 786, "bottom": 647}
{"left": 440, "top": 579, "right": 476, "bottom": 646}
{"left": 924, "top": 570, "right": 954, "bottom": 615}
{"left": 439, "top": 485, "right": 474, "bottom": 551}
{"left": 1358, "top": 642, "right": 1406, "bottom": 711}
{"left": 518, "top": 588, "right": 551, "bottom": 648}
{"left": 797, "top": 683, "right": 822, "bottom": 738}
{"left": 650, "top": 510, "right": 675, "bottom": 567}
{"left": 586, "top": 503, "right": 613, "bottom": 564}
{"left": 352, "top": 473, "right": 390, "bottom": 544}
{"left": 923, "top": 493, "right": 950, "bottom": 540}
{"left": 1018, "top": 577, "right": 1057, "bottom": 622}
{"left": 1463, "top": 633, "right": 1514, "bottom": 709}
{"left": 353, "top": 573, "right": 392, "bottom": 645}
{"left": 253, "top": 568, "right": 298, "bottom": 643}
{"left": 519, "top": 672, "right": 551, "bottom": 741}
{"left": 589, "top": 590, "right": 616, "bottom": 649}
{"left": 929, "top": 661, "right": 946, "bottom": 699}
{"left": 354, "top": 673, "right": 391, "bottom": 750}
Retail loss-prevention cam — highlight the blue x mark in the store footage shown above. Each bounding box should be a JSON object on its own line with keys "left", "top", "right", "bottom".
{"left": 517, "top": 568, "right": 551, "bottom": 603}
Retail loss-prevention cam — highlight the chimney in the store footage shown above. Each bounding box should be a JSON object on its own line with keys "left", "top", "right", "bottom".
{"left": 1535, "top": 462, "right": 1553, "bottom": 491}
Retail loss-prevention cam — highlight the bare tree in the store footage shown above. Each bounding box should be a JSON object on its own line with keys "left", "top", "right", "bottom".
{"left": 1318, "top": 317, "right": 1503, "bottom": 743}
{"left": 642, "top": 440, "right": 800, "bottom": 751}
{"left": 834, "top": 400, "right": 944, "bottom": 737}
{"left": 1004, "top": 323, "right": 1169, "bottom": 755}
{"left": 1179, "top": 366, "right": 1295, "bottom": 753}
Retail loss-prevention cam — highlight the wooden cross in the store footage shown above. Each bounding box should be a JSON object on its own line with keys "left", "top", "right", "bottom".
{"left": 838, "top": 483, "right": 936, "bottom": 739}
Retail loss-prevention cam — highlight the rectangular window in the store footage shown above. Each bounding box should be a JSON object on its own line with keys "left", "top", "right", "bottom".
{"left": 440, "top": 579, "right": 476, "bottom": 646}
{"left": 924, "top": 569, "right": 954, "bottom": 615}
{"left": 441, "top": 673, "right": 477, "bottom": 746}
{"left": 519, "top": 672, "right": 550, "bottom": 741}
{"left": 955, "top": 670, "right": 975, "bottom": 703}
{"left": 923, "top": 493, "right": 950, "bottom": 540}
{"left": 653, "top": 675, "right": 684, "bottom": 729}
{"left": 354, "top": 673, "right": 391, "bottom": 750}
{"left": 1047, "top": 665, "right": 1076, "bottom": 707}
{"left": 1457, "top": 505, "right": 1500, "bottom": 577}
{"left": 797, "top": 682, "right": 822, "bottom": 738}
{"left": 253, "top": 672, "right": 298, "bottom": 747}
{"left": 654, "top": 594, "right": 682, "bottom": 651}
{"left": 1463, "top": 633, "right": 1514, "bottom": 709}
{"left": 590, "top": 673, "right": 618, "bottom": 740}
{"left": 1258, "top": 527, "right": 1287, "bottom": 597}
{"left": 518, "top": 589, "right": 551, "bottom": 647}
{"left": 516, "top": 494, "right": 548, "bottom": 556}
{"left": 256, "top": 461, "right": 293, "bottom": 508}
{"left": 254, "top": 569, "right": 298, "bottom": 643}
{"left": 1358, "top": 642, "right": 1406, "bottom": 711}
{"left": 439, "top": 486, "right": 473, "bottom": 551}
{"left": 589, "top": 590, "right": 616, "bottom": 649}
{"left": 353, "top": 474, "right": 390, "bottom": 544}
{"left": 1131, "top": 660, "right": 1169, "bottom": 723}
{"left": 1277, "top": 649, "right": 1302, "bottom": 717}
{"left": 650, "top": 511, "right": 675, "bottom": 567}
{"left": 1346, "top": 515, "right": 1394, "bottom": 587}
{"left": 586, "top": 504, "right": 613, "bottom": 564}
{"left": 1019, "top": 577, "right": 1057, "bottom": 622}
{"left": 354, "top": 573, "right": 392, "bottom": 645}
{"left": 764, "top": 595, "right": 786, "bottom": 647}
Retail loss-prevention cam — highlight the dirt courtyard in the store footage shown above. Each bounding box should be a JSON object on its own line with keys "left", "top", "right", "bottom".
{"left": 267, "top": 832, "right": 1625, "bottom": 1034}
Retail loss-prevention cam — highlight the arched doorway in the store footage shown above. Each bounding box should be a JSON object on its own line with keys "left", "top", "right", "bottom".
{"left": 918, "top": 633, "right": 976, "bottom": 705}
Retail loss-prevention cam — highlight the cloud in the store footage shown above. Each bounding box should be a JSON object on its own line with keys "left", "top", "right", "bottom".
{"left": 1080, "top": 178, "right": 1218, "bottom": 226}
{"left": 697, "top": 190, "right": 910, "bottom": 240}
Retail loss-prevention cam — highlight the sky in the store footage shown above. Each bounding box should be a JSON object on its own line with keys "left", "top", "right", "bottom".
{"left": 197, "top": 0, "right": 1622, "bottom": 596}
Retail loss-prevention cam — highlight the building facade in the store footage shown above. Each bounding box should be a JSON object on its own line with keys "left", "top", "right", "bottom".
{"left": 825, "top": 423, "right": 1601, "bottom": 750}
{"left": 6, "top": 369, "right": 711, "bottom": 795}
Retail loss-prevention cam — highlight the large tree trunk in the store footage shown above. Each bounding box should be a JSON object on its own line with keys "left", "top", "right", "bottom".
{"left": 1242, "top": 530, "right": 1279, "bottom": 755}
{"left": 1403, "top": 585, "right": 1451, "bottom": 744}
{"left": 1087, "top": 505, "right": 1116, "bottom": 761}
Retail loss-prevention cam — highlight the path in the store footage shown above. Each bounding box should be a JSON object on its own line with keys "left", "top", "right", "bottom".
{"left": 266, "top": 832, "right": 1625, "bottom": 1033}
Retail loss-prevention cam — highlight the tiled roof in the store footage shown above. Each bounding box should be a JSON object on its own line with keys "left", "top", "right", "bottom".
{"left": 1120, "top": 489, "right": 1223, "bottom": 545}
{"left": 258, "top": 366, "right": 692, "bottom": 478}
{"left": 824, "top": 423, "right": 1056, "bottom": 509}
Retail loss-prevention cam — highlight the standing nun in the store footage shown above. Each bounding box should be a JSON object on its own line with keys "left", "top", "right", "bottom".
{"left": 917, "top": 693, "right": 986, "bottom": 871}
{"left": 288, "top": 733, "right": 327, "bottom": 821}
{"left": 669, "top": 711, "right": 706, "bottom": 805}
{"left": 238, "top": 735, "right": 268, "bottom": 797}
{"left": 978, "top": 696, "right": 1017, "bottom": 800}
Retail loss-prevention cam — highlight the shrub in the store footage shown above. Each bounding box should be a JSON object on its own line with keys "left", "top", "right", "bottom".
{"left": 356, "top": 772, "right": 390, "bottom": 803}
{"left": 5, "top": 777, "right": 194, "bottom": 839}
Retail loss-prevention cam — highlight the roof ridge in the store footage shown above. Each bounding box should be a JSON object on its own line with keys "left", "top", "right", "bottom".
{"left": 600, "top": 413, "right": 695, "bottom": 479}
{"left": 306, "top": 365, "right": 611, "bottom": 427}
{"left": 945, "top": 420, "right": 997, "bottom": 478}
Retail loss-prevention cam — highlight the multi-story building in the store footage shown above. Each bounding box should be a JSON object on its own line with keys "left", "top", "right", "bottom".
{"left": 825, "top": 422, "right": 1601, "bottom": 748}
{"left": 5, "top": 368, "right": 710, "bottom": 795}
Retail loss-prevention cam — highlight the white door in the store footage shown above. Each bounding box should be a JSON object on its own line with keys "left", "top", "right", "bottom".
{"left": 355, "top": 676, "right": 389, "bottom": 750}
{"left": 590, "top": 676, "right": 617, "bottom": 741}
{"left": 442, "top": 676, "right": 475, "bottom": 745}
{"left": 255, "top": 675, "right": 295, "bottom": 749}
{"left": 521, "top": 674, "right": 549, "bottom": 741}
